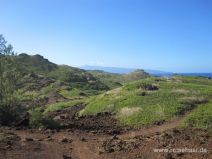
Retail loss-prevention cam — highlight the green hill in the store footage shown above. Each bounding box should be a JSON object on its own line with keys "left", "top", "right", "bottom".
{"left": 16, "top": 53, "right": 109, "bottom": 91}
{"left": 11, "top": 53, "right": 110, "bottom": 110}
{"left": 79, "top": 76, "right": 212, "bottom": 131}
{"left": 17, "top": 53, "right": 58, "bottom": 74}
{"left": 88, "top": 69, "right": 150, "bottom": 89}
{"left": 123, "top": 69, "right": 150, "bottom": 82}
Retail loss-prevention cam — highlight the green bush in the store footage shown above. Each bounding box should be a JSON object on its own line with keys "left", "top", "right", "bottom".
{"left": 0, "top": 102, "right": 24, "bottom": 126}
{"left": 29, "top": 109, "right": 60, "bottom": 129}
{"left": 0, "top": 35, "right": 25, "bottom": 125}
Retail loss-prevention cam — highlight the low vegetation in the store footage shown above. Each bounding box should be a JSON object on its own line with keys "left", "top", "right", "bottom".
{"left": 88, "top": 69, "right": 149, "bottom": 89}
{"left": 81, "top": 76, "right": 212, "bottom": 129}
{"left": 184, "top": 103, "right": 212, "bottom": 131}
{"left": 44, "top": 99, "right": 85, "bottom": 114}
{"left": 29, "top": 108, "right": 60, "bottom": 129}
{"left": 0, "top": 35, "right": 25, "bottom": 125}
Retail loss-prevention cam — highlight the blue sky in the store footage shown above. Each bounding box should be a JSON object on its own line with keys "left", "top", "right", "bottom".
{"left": 0, "top": 0, "right": 212, "bottom": 73}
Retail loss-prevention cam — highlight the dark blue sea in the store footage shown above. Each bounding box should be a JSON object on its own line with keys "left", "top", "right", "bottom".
{"left": 179, "top": 73, "right": 212, "bottom": 78}
{"left": 152, "top": 73, "right": 212, "bottom": 78}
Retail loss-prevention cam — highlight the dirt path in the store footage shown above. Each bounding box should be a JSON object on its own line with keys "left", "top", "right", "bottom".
{"left": 72, "top": 138, "right": 99, "bottom": 159}
{"left": 119, "top": 116, "right": 185, "bottom": 139}
{"left": 12, "top": 129, "right": 107, "bottom": 159}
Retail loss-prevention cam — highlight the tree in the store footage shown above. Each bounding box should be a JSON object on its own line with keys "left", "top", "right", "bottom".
{"left": 0, "top": 34, "right": 23, "bottom": 125}
{"left": 0, "top": 34, "right": 6, "bottom": 55}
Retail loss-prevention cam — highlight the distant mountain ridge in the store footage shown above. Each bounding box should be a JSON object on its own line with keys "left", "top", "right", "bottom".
{"left": 80, "top": 65, "right": 135, "bottom": 74}
{"left": 80, "top": 65, "right": 173, "bottom": 76}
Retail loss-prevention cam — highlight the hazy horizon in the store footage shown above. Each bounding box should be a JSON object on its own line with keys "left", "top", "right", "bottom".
{"left": 80, "top": 64, "right": 212, "bottom": 74}
{"left": 1, "top": 0, "right": 212, "bottom": 73}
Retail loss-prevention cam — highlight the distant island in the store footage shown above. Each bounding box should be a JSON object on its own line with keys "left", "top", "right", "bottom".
{"left": 80, "top": 65, "right": 212, "bottom": 77}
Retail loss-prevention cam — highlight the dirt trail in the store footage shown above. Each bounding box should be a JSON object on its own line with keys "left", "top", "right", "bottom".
{"left": 119, "top": 116, "right": 185, "bottom": 139}
{"left": 72, "top": 138, "right": 99, "bottom": 159}
{"left": 12, "top": 130, "right": 106, "bottom": 159}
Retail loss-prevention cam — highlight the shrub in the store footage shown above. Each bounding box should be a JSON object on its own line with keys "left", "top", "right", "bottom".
{"left": 0, "top": 102, "right": 24, "bottom": 126}
{"left": 29, "top": 109, "right": 60, "bottom": 129}
{"left": 0, "top": 35, "right": 25, "bottom": 125}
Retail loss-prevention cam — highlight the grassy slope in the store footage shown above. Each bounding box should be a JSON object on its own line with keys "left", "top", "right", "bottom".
{"left": 16, "top": 53, "right": 58, "bottom": 74}
{"left": 87, "top": 70, "right": 123, "bottom": 89}
{"left": 16, "top": 53, "right": 108, "bottom": 91}
{"left": 184, "top": 103, "right": 212, "bottom": 130}
{"left": 80, "top": 76, "right": 212, "bottom": 130}
{"left": 88, "top": 69, "right": 150, "bottom": 89}
{"left": 16, "top": 54, "right": 109, "bottom": 105}
{"left": 44, "top": 99, "right": 86, "bottom": 114}
{"left": 48, "top": 65, "right": 109, "bottom": 91}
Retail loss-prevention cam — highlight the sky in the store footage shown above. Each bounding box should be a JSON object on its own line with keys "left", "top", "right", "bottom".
{"left": 0, "top": 0, "right": 212, "bottom": 73}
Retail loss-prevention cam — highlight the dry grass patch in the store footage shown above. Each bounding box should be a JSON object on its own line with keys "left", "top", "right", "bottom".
{"left": 106, "top": 87, "right": 122, "bottom": 95}
{"left": 176, "top": 96, "right": 209, "bottom": 115}
{"left": 118, "top": 107, "right": 142, "bottom": 118}
{"left": 180, "top": 96, "right": 208, "bottom": 105}
{"left": 100, "top": 88, "right": 122, "bottom": 98}
{"left": 172, "top": 89, "right": 190, "bottom": 94}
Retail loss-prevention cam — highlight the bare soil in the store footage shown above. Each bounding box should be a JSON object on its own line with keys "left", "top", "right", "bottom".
{"left": 48, "top": 107, "right": 125, "bottom": 134}
{"left": 0, "top": 113, "right": 211, "bottom": 159}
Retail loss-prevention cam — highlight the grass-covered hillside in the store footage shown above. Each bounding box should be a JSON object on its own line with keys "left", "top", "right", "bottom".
{"left": 88, "top": 69, "right": 150, "bottom": 89}
{"left": 16, "top": 53, "right": 108, "bottom": 91}
{"left": 16, "top": 53, "right": 58, "bottom": 74}
{"left": 78, "top": 76, "right": 212, "bottom": 131}
{"left": 0, "top": 53, "right": 112, "bottom": 122}
{"left": 15, "top": 54, "right": 110, "bottom": 103}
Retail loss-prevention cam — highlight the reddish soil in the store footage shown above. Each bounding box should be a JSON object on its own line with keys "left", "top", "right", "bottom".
{"left": 119, "top": 116, "right": 185, "bottom": 139}
{"left": 48, "top": 107, "right": 125, "bottom": 134}
{"left": 0, "top": 115, "right": 211, "bottom": 159}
